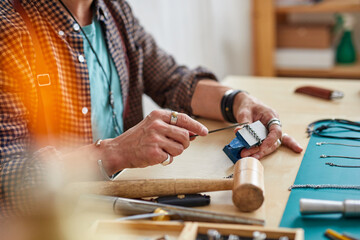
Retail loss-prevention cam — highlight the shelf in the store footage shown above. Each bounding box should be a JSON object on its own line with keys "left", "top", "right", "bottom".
{"left": 276, "top": 0, "right": 360, "bottom": 14}
{"left": 276, "top": 59, "right": 360, "bottom": 79}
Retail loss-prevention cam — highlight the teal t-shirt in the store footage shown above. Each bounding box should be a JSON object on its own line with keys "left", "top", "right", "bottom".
{"left": 81, "top": 19, "right": 124, "bottom": 141}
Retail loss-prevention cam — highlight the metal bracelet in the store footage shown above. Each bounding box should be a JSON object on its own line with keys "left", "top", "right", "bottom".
{"left": 95, "top": 139, "right": 112, "bottom": 181}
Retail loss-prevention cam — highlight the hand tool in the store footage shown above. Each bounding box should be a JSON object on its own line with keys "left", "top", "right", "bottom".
{"left": 115, "top": 207, "right": 171, "bottom": 221}
{"left": 67, "top": 157, "right": 265, "bottom": 212}
{"left": 77, "top": 194, "right": 264, "bottom": 225}
{"left": 295, "top": 86, "right": 344, "bottom": 100}
{"left": 300, "top": 198, "right": 360, "bottom": 217}
{"left": 223, "top": 120, "right": 268, "bottom": 164}
{"left": 190, "top": 122, "right": 248, "bottom": 138}
{"left": 324, "top": 229, "right": 352, "bottom": 240}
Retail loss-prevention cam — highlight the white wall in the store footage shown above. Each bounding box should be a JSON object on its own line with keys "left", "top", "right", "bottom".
{"left": 126, "top": 0, "right": 252, "bottom": 114}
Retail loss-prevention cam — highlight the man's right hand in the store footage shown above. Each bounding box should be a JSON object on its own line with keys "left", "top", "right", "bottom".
{"left": 100, "top": 110, "right": 208, "bottom": 174}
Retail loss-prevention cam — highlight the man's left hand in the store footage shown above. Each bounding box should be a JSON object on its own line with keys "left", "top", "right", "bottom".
{"left": 232, "top": 92, "right": 303, "bottom": 159}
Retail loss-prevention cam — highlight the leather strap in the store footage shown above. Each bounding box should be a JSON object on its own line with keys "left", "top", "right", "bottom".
{"left": 13, "top": 0, "right": 58, "bottom": 146}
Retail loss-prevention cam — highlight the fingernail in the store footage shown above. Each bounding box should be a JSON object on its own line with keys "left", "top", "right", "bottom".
{"left": 202, "top": 126, "right": 208, "bottom": 135}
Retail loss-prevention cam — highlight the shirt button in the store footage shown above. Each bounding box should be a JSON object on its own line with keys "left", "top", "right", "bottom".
{"left": 73, "top": 23, "right": 80, "bottom": 32}
{"left": 78, "top": 54, "right": 85, "bottom": 63}
{"left": 82, "top": 107, "right": 88, "bottom": 115}
{"left": 58, "top": 30, "right": 65, "bottom": 36}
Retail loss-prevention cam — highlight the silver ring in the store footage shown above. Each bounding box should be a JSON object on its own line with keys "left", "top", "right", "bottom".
{"left": 277, "top": 139, "right": 282, "bottom": 147}
{"left": 267, "top": 118, "right": 282, "bottom": 130}
{"left": 161, "top": 154, "right": 173, "bottom": 166}
{"left": 170, "top": 111, "right": 178, "bottom": 125}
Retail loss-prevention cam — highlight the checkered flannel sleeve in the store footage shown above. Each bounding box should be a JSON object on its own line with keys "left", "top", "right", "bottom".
{"left": 0, "top": 19, "right": 61, "bottom": 215}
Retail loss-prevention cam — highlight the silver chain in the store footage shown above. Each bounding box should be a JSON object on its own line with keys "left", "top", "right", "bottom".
{"left": 320, "top": 154, "right": 360, "bottom": 159}
{"left": 289, "top": 184, "right": 360, "bottom": 191}
{"left": 326, "top": 162, "right": 360, "bottom": 168}
{"left": 317, "top": 142, "right": 360, "bottom": 147}
{"left": 244, "top": 124, "right": 262, "bottom": 144}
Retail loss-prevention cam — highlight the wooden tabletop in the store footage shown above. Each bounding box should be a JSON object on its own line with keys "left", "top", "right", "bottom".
{"left": 116, "top": 76, "right": 360, "bottom": 227}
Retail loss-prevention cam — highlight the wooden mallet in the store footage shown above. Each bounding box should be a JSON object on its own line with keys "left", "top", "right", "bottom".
{"left": 67, "top": 157, "right": 265, "bottom": 212}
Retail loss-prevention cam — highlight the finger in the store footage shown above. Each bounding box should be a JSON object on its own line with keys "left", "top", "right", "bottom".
{"left": 189, "top": 131, "right": 197, "bottom": 141}
{"left": 158, "top": 136, "right": 185, "bottom": 157}
{"left": 281, "top": 134, "right": 303, "bottom": 153}
{"left": 163, "top": 125, "right": 191, "bottom": 149}
{"left": 164, "top": 111, "right": 208, "bottom": 136}
{"left": 138, "top": 147, "right": 168, "bottom": 167}
{"left": 252, "top": 126, "right": 282, "bottom": 159}
{"left": 234, "top": 108, "right": 252, "bottom": 125}
{"left": 240, "top": 146, "right": 259, "bottom": 158}
{"left": 252, "top": 139, "right": 281, "bottom": 159}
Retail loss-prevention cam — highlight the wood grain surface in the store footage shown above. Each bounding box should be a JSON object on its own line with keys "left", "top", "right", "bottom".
{"left": 116, "top": 76, "right": 360, "bottom": 226}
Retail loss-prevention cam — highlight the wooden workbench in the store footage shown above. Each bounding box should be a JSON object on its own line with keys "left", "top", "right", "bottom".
{"left": 115, "top": 76, "right": 360, "bottom": 227}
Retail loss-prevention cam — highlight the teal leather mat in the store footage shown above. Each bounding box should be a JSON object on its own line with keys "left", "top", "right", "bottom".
{"left": 280, "top": 121, "right": 360, "bottom": 239}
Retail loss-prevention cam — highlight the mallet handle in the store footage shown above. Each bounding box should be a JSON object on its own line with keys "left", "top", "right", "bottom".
{"left": 68, "top": 179, "right": 233, "bottom": 198}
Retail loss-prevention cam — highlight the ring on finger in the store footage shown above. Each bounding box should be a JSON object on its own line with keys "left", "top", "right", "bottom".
{"left": 161, "top": 154, "right": 173, "bottom": 166}
{"left": 170, "top": 111, "right": 178, "bottom": 125}
{"left": 267, "top": 118, "right": 282, "bottom": 130}
{"left": 277, "top": 139, "right": 282, "bottom": 147}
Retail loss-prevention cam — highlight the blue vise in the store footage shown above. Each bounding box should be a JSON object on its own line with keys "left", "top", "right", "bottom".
{"left": 223, "top": 120, "right": 268, "bottom": 164}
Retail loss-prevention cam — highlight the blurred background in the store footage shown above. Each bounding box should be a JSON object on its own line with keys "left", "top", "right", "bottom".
{"left": 127, "top": 0, "right": 360, "bottom": 114}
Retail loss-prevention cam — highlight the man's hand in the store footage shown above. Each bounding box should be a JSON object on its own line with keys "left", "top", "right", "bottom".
{"left": 233, "top": 92, "right": 303, "bottom": 159}
{"left": 100, "top": 110, "right": 208, "bottom": 174}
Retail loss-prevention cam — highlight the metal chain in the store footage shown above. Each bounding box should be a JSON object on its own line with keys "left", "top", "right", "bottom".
{"left": 320, "top": 155, "right": 360, "bottom": 159}
{"left": 289, "top": 184, "right": 360, "bottom": 191}
{"left": 244, "top": 124, "right": 262, "bottom": 144}
{"left": 326, "top": 162, "right": 360, "bottom": 168}
{"left": 316, "top": 142, "right": 360, "bottom": 147}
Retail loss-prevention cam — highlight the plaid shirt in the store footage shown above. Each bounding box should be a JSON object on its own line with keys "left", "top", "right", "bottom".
{"left": 0, "top": 0, "right": 216, "bottom": 215}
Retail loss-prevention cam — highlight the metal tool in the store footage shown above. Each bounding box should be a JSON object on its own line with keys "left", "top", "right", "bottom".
{"left": 190, "top": 122, "right": 248, "bottom": 138}
{"left": 77, "top": 194, "right": 264, "bottom": 225}
{"left": 300, "top": 198, "right": 360, "bottom": 217}
{"left": 115, "top": 212, "right": 171, "bottom": 221}
{"left": 68, "top": 157, "right": 265, "bottom": 212}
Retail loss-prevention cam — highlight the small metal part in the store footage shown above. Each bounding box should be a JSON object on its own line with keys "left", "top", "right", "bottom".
{"left": 224, "top": 174, "right": 234, "bottom": 179}
{"left": 260, "top": 233, "right": 267, "bottom": 240}
{"left": 228, "top": 234, "right": 240, "bottom": 240}
{"left": 253, "top": 231, "right": 266, "bottom": 240}
{"left": 115, "top": 212, "right": 171, "bottom": 221}
{"left": 207, "top": 229, "right": 221, "bottom": 240}
{"left": 253, "top": 231, "right": 261, "bottom": 239}
{"left": 279, "top": 237, "right": 290, "bottom": 240}
{"left": 330, "top": 90, "right": 344, "bottom": 99}
{"left": 289, "top": 184, "right": 360, "bottom": 191}
{"left": 316, "top": 142, "right": 360, "bottom": 147}
{"left": 320, "top": 155, "right": 360, "bottom": 159}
